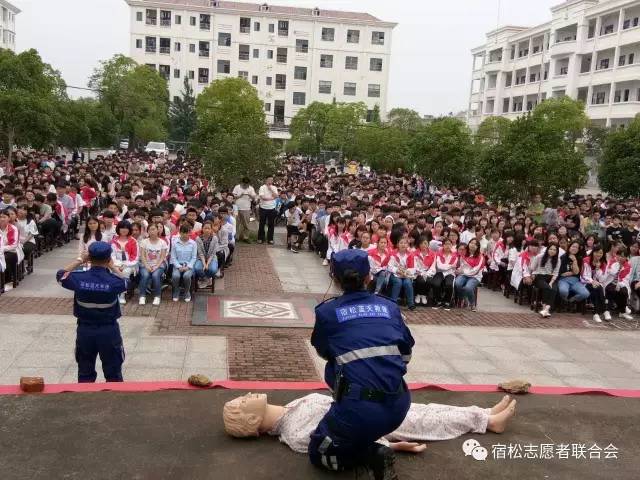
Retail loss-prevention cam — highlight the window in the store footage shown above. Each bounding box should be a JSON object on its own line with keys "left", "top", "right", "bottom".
{"left": 344, "top": 82, "right": 356, "bottom": 96}
{"left": 188, "top": 70, "right": 194, "bottom": 80}
{"left": 240, "top": 17, "right": 251, "bottom": 33}
{"left": 322, "top": 27, "right": 335, "bottom": 41}
{"left": 372, "top": 31, "right": 385, "bottom": 45}
{"left": 319, "top": 80, "right": 332, "bottom": 94}
{"left": 345, "top": 56, "right": 358, "bottom": 70}
{"left": 146, "top": 9, "right": 157, "bottom": 25}
{"left": 560, "top": 66, "right": 568, "bottom": 75}
{"left": 347, "top": 29, "right": 360, "bottom": 43}
{"left": 368, "top": 84, "right": 380, "bottom": 98}
{"left": 267, "top": 49, "right": 274, "bottom": 59}
{"left": 190, "top": 16, "right": 196, "bottom": 26}
{"left": 198, "top": 68, "right": 209, "bottom": 84}
{"left": 252, "top": 75, "right": 258, "bottom": 85}
{"left": 218, "top": 32, "right": 231, "bottom": 47}
{"left": 136, "top": 11, "right": 143, "bottom": 21}
{"left": 145, "top": 36, "right": 156, "bottom": 53}
{"left": 175, "top": 15, "right": 181, "bottom": 25}
{"left": 277, "top": 47, "right": 287, "bottom": 63}
{"left": 370, "top": 58, "right": 383, "bottom": 71}
{"left": 593, "top": 91, "right": 606, "bottom": 104}
{"left": 320, "top": 54, "right": 333, "bottom": 68}
{"left": 266, "top": 76, "right": 272, "bottom": 86}
{"left": 238, "top": 71, "right": 248, "bottom": 81}
{"left": 159, "top": 65, "right": 170, "bottom": 80}
{"left": 239, "top": 44, "right": 250, "bottom": 60}
{"left": 189, "top": 43, "right": 196, "bottom": 53}
{"left": 175, "top": 42, "right": 181, "bottom": 52}
{"left": 294, "top": 66, "right": 307, "bottom": 80}
{"left": 293, "top": 92, "right": 306, "bottom": 105}
{"left": 253, "top": 48, "right": 259, "bottom": 58}
{"left": 199, "top": 41, "right": 210, "bottom": 57}
{"left": 275, "top": 74, "right": 286, "bottom": 90}
{"left": 136, "top": 39, "right": 142, "bottom": 49}
{"left": 174, "top": 68, "right": 181, "bottom": 79}
{"left": 160, "top": 10, "right": 171, "bottom": 27}
{"left": 624, "top": 19, "right": 631, "bottom": 30}
{"left": 268, "top": 23, "right": 274, "bottom": 33}
{"left": 588, "top": 24, "right": 595, "bottom": 38}
{"left": 624, "top": 89, "right": 630, "bottom": 102}
{"left": 217, "top": 60, "right": 230, "bottom": 74}
{"left": 278, "top": 20, "right": 289, "bottom": 36}
{"left": 160, "top": 37, "right": 171, "bottom": 54}
{"left": 296, "top": 39, "right": 308, "bottom": 53}
{"left": 529, "top": 73, "right": 538, "bottom": 82}
{"left": 603, "top": 24, "right": 614, "bottom": 35}
{"left": 533, "top": 45, "right": 540, "bottom": 54}
{"left": 200, "top": 14, "right": 211, "bottom": 30}
{"left": 619, "top": 55, "right": 626, "bottom": 66}
{"left": 254, "top": 21, "right": 260, "bottom": 32}
{"left": 599, "top": 58, "right": 609, "bottom": 69}
{"left": 630, "top": 53, "right": 635, "bottom": 64}
{"left": 264, "top": 102, "right": 271, "bottom": 112}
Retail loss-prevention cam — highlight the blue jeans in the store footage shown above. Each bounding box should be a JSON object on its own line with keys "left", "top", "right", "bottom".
{"left": 138, "top": 265, "right": 165, "bottom": 298}
{"left": 390, "top": 275, "right": 415, "bottom": 307}
{"left": 374, "top": 271, "right": 391, "bottom": 294}
{"left": 557, "top": 276, "right": 590, "bottom": 302}
{"left": 455, "top": 276, "right": 479, "bottom": 307}
{"left": 171, "top": 267, "right": 193, "bottom": 297}
{"left": 194, "top": 258, "right": 218, "bottom": 279}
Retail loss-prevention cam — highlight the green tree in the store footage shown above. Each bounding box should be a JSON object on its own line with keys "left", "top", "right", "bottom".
{"left": 387, "top": 108, "right": 423, "bottom": 131}
{"left": 477, "top": 100, "right": 589, "bottom": 204}
{"left": 0, "top": 48, "right": 67, "bottom": 168}
{"left": 289, "top": 101, "right": 333, "bottom": 156}
{"left": 57, "top": 98, "right": 116, "bottom": 151}
{"left": 475, "top": 116, "right": 511, "bottom": 148}
{"left": 192, "top": 77, "right": 277, "bottom": 188}
{"left": 409, "top": 117, "right": 475, "bottom": 187}
{"left": 598, "top": 116, "right": 640, "bottom": 198}
{"left": 169, "top": 76, "right": 197, "bottom": 145}
{"left": 89, "top": 54, "right": 168, "bottom": 148}
{"left": 353, "top": 124, "right": 410, "bottom": 173}
{"left": 325, "top": 102, "right": 367, "bottom": 157}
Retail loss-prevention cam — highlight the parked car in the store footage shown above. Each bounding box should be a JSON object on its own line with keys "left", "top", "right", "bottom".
{"left": 119, "top": 138, "right": 129, "bottom": 149}
{"left": 145, "top": 141, "right": 169, "bottom": 157}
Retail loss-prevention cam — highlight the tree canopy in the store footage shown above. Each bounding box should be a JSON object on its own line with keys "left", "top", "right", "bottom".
{"left": 191, "top": 77, "right": 277, "bottom": 188}
{"left": 89, "top": 54, "right": 168, "bottom": 147}
{"left": 598, "top": 115, "right": 640, "bottom": 198}
{"left": 386, "top": 108, "right": 423, "bottom": 131}
{"left": 169, "top": 76, "right": 197, "bottom": 145}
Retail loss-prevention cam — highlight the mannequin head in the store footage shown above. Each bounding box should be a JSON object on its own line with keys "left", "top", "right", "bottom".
{"left": 223, "top": 393, "right": 268, "bottom": 437}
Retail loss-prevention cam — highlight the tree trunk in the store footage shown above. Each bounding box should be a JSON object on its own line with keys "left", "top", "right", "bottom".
{"left": 6, "top": 128, "right": 14, "bottom": 172}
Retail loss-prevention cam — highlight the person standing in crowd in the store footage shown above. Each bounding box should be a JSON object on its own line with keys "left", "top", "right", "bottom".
{"left": 257, "top": 175, "right": 278, "bottom": 245}
{"left": 171, "top": 223, "right": 197, "bottom": 302}
{"left": 232, "top": 177, "right": 256, "bottom": 243}
{"left": 56, "top": 242, "right": 128, "bottom": 383}
{"left": 138, "top": 223, "right": 168, "bottom": 306}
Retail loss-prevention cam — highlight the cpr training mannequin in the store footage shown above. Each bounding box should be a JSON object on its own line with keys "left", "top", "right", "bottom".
{"left": 223, "top": 392, "right": 517, "bottom": 454}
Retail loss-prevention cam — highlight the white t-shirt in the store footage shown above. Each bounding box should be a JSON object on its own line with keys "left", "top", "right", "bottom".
{"left": 285, "top": 207, "right": 303, "bottom": 227}
{"left": 140, "top": 237, "right": 168, "bottom": 269}
{"left": 258, "top": 184, "right": 278, "bottom": 210}
{"left": 232, "top": 184, "right": 256, "bottom": 211}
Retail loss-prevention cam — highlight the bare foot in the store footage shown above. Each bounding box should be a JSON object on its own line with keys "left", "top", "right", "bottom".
{"left": 490, "top": 395, "right": 511, "bottom": 415}
{"left": 487, "top": 399, "right": 517, "bottom": 433}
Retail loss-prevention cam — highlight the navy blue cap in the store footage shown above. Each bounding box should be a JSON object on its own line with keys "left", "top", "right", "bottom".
{"left": 88, "top": 241, "right": 112, "bottom": 260}
{"left": 332, "top": 249, "right": 370, "bottom": 279}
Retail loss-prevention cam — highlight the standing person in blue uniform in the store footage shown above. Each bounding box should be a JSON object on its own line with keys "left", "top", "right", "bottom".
{"left": 56, "top": 241, "right": 129, "bottom": 383}
{"left": 310, "top": 249, "right": 415, "bottom": 480}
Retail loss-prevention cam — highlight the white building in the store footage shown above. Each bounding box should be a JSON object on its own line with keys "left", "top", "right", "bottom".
{"left": 468, "top": 0, "right": 640, "bottom": 130}
{"left": 125, "top": 0, "right": 395, "bottom": 139}
{"left": 0, "top": 0, "right": 19, "bottom": 51}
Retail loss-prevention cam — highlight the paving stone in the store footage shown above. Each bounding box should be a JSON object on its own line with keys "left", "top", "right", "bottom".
{"left": 407, "top": 358, "right": 458, "bottom": 375}
{"left": 448, "top": 359, "right": 499, "bottom": 374}
{"left": 135, "top": 337, "right": 188, "bottom": 353}
{"left": 559, "top": 376, "right": 609, "bottom": 388}
{"left": 188, "top": 336, "right": 227, "bottom": 353}
{"left": 0, "top": 367, "right": 67, "bottom": 385}
{"left": 125, "top": 351, "right": 186, "bottom": 369}
{"left": 124, "top": 368, "right": 183, "bottom": 381}
{"left": 184, "top": 351, "right": 227, "bottom": 369}
{"left": 405, "top": 372, "right": 467, "bottom": 384}
{"left": 181, "top": 367, "right": 228, "bottom": 381}
{"left": 12, "top": 351, "right": 74, "bottom": 369}
{"left": 541, "top": 361, "right": 594, "bottom": 377}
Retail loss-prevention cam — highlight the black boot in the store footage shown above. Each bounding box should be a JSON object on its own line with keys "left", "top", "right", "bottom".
{"left": 362, "top": 444, "right": 398, "bottom": 480}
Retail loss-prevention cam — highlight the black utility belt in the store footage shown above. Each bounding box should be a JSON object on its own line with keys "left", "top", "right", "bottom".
{"left": 336, "top": 381, "right": 407, "bottom": 403}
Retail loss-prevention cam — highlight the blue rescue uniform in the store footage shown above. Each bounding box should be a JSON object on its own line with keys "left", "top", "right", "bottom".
{"left": 309, "top": 291, "right": 415, "bottom": 471}
{"left": 56, "top": 266, "right": 128, "bottom": 382}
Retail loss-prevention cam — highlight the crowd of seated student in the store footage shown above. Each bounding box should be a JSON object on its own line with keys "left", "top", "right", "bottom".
{"left": 275, "top": 157, "right": 640, "bottom": 323}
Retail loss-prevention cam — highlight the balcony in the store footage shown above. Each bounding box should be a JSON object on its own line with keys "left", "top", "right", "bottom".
{"left": 145, "top": 46, "right": 156, "bottom": 54}
{"left": 275, "top": 81, "right": 286, "bottom": 90}
{"left": 199, "top": 50, "right": 210, "bottom": 58}
{"left": 277, "top": 54, "right": 287, "bottom": 63}
{"left": 550, "top": 40, "right": 576, "bottom": 57}
{"left": 200, "top": 22, "right": 211, "bottom": 31}
{"left": 159, "top": 47, "right": 170, "bottom": 54}
{"left": 240, "top": 26, "right": 250, "bottom": 33}
{"left": 146, "top": 18, "right": 157, "bottom": 26}
{"left": 239, "top": 52, "right": 249, "bottom": 61}
{"left": 160, "top": 19, "right": 171, "bottom": 27}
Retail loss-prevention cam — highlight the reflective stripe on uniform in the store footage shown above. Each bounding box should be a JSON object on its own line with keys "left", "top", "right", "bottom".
{"left": 402, "top": 354, "right": 412, "bottom": 363}
{"left": 76, "top": 299, "right": 118, "bottom": 309}
{"left": 335, "top": 345, "right": 401, "bottom": 365}
{"left": 330, "top": 456, "right": 338, "bottom": 470}
{"left": 321, "top": 455, "right": 329, "bottom": 469}
{"left": 318, "top": 436, "right": 332, "bottom": 454}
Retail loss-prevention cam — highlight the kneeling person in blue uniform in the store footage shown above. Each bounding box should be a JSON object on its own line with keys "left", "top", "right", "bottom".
{"left": 56, "top": 241, "right": 129, "bottom": 383}
{"left": 310, "top": 249, "right": 415, "bottom": 480}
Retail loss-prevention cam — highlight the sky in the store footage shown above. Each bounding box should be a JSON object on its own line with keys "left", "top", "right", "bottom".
{"left": 12, "top": 0, "right": 561, "bottom": 115}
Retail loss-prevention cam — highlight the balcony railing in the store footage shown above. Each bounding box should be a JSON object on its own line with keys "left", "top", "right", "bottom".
{"left": 270, "top": 122, "right": 289, "bottom": 132}
{"left": 239, "top": 52, "right": 249, "bottom": 60}
{"left": 146, "top": 18, "right": 157, "bottom": 26}
{"left": 160, "top": 19, "right": 171, "bottom": 27}
{"left": 240, "top": 26, "right": 250, "bottom": 33}
{"left": 277, "top": 54, "right": 287, "bottom": 63}
{"left": 199, "top": 76, "right": 209, "bottom": 84}
{"left": 200, "top": 50, "right": 210, "bottom": 57}
{"left": 278, "top": 29, "right": 288, "bottom": 36}
{"left": 275, "top": 81, "right": 286, "bottom": 90}
{"left": 200, "top": 22, "right": 211, "bottom": 31}
{"left": 159, "top": 46, "right": 170, "bottom": 54}
{"left": 145, "top": 46, "right": 156, "bottom": 53}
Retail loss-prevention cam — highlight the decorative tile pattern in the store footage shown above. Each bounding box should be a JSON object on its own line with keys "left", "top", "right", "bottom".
{"left": 223, "top": 300, "right": 298, "bottom": 319}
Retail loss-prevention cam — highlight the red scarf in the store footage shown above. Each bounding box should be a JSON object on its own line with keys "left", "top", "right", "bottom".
{"left": 437, "top": 251, "right": 458, "bottom": 264}
{"left": 618, "top": 261, "right": 631, "bottom": 282}
{"left": 368, "top": 247, "right": 390, "bottom": 267}
{"left": 111, "top": 236, "right": 138, "bottom": 261}
{"left": 463, "top": 254, "right": 484, "bottom": 269}
{"left": 392, "top": 251, "right": 415, "bottom": 268}
{"left": 413, "top": 249, "right": 435, "bottom": 269}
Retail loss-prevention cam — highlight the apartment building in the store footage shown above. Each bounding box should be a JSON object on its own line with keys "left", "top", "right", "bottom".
{"left": 0, "top": 0, "right": 19, "bottom": 51}
{"left": 468, "top": 0, "right": 640, "bottom": 130}
{"left": 126, "top": 0, "right": 395, "bottom": 139}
